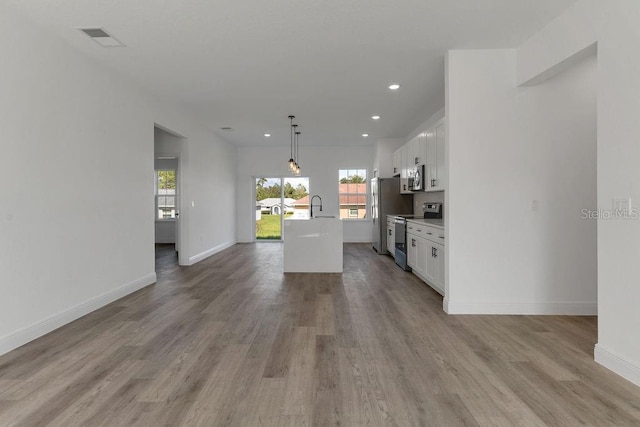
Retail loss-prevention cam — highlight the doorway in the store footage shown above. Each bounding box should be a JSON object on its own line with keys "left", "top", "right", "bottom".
{"left": 154, "top": 126, "right": 186, "bottom": 266}
{"left": 255, "top": 176, "right": 309, "bottom": 241}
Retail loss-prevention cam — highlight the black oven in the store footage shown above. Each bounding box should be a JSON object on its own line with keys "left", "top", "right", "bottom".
{"left": 394, "top": 217, "right": 411, "bottom": 271}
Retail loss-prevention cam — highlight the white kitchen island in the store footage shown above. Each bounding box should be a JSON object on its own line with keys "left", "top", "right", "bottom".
{"left": 283, "top": 217, "right": 343, "bottom": 273}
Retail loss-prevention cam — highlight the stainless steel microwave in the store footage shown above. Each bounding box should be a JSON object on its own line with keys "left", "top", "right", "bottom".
{"left": 410, "top": 165, "right": 425, "bottom": 191}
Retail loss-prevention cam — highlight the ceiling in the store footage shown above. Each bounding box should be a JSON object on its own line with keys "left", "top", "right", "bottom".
{"left": 7, "top": 0, "right": 577, "bottom": 147}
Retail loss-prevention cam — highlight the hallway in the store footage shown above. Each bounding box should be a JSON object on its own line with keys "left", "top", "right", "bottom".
{"left": 0, "top": 243, "right": 638, "bottom": 426}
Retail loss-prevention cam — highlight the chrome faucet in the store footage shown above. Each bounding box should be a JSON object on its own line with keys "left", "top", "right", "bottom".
{"left": 310, "top": 195, "right": 323, "bottom": 218}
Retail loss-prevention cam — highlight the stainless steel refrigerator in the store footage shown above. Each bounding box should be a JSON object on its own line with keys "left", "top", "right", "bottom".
{"left": 371, "top": 177, "right": 413, "bottom": 254}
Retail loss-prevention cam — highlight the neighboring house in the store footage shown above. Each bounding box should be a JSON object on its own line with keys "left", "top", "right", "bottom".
{"left": 339, "top": 183, "right": 367, "bottom": 218}
{"left": 294, "top": 185, "right": 367, "bottom": 218}
{"left": 292, "top": 195, "right": 309, "bottom": 211}
{"left": 257, "top": 198, "right": 296, "bottom": 215}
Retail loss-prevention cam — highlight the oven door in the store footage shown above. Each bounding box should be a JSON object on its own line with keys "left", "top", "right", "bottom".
{"left": 411, "top": 165, "right": 425, "bottom": 191}
{"left": 394, "top": 219, "right": 412, "bottom": 271}
{"left": 394, "top": 219, "right": 406, "bottom": 253}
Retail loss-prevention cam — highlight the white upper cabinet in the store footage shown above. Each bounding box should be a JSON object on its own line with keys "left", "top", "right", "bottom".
{"left": 392, "top": 149, "right": 400, "bottom": 176}
{"left": 414, "top": 132, "right": 427, "bottom": 167}
{"left": 399, "top": 144, "right": 411, "bottom": 194}
{"left": 426, "top": 120, "right": 446, "bottom": 191}
{"left": 392, "top": 118, "right": 446, "bottom": 193}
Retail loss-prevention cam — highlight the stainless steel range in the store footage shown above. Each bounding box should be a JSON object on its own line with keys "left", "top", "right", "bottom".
{"left": 394, "top": 203, "right": 443, "bottom": 271}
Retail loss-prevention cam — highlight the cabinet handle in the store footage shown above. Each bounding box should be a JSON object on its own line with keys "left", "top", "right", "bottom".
{"left": 389, "top": 229, "right": 392, "bottom": 236}
{"left": 412, "top": 239, "right": 416, "bottom": 247}
{"left": 438, "top": 236, "right": 444, "bottom": 239}
{"left": 417, "top": 229, "right": 422, "bottom": 232}
{"left": 431, "top": 247, "right": 435, "bottom": 257}
{"left": 426, "top": 232, "right": 432, "bottom": 235}
{"left": 403, "top": 184, "right": 406, "bottom": 191}
{"left": 433, "top": 247, "right": 438, "bottom": 258}
{"left": 415, "top": 157, "right": 419, "bottom": 165}
{"left": 393, "top": 167, "right": 397, "bottom": 173}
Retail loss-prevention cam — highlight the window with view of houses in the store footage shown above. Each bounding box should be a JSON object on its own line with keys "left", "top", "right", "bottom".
{"left": 156, "top": 170, "right": 176, "bottom": 220}
{"left": 339, "top": 169, "right": 367, "bottom": 219}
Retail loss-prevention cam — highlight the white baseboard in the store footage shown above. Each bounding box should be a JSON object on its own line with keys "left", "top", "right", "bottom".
{"left": 444, "top": 300, "right": 597, "bottom": 315}
{"left": 187, "top": 240, "right": 236, "bottom": 265}
{"left": 0, "top": 272, "right": 156, "bottom": 357}
{"left": 595, "top": 344, "right": 640, "bottom": 387}
{"left": 343, "top": 238, "right": 372, "bottom": 243}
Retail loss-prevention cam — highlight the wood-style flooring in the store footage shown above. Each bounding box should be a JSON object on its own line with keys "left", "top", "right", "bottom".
{"left": 1, "top": 243, "right": 639, "bottom": 426}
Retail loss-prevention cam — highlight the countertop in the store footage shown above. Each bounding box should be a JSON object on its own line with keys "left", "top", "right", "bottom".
{"left": 406, "top": 218, "right": 445, "bottom": 229}
{"left": 386, "top": 214, "right": 421, "bottom": 218}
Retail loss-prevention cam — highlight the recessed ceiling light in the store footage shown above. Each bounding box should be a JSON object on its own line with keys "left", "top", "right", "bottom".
{"left": 388, "top": 84, "right": 401, "bottom": 90}
{"left": 78, "top": 27, "right": 125, "bottom": 48}
{"left": 362, "top": 133, "right": 369, "bottom": 137}
{"left": 264, "top": 133, "right": 271, "bottom": 137}
{"left": 371, "top": 115, "right": 381, "bottom": 120}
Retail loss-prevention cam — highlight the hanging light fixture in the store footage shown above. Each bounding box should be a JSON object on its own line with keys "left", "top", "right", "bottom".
{"left": 292, "top": 124, "right": 299, "bottom": 174}
{"left": 295, "top": 130, "right": 302, "bottom": 176}
{"left": 287, "top": 115, "right": 295, "bottom": 172}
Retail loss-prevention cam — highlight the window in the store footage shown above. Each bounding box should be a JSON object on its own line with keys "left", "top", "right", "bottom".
{"left": 339, "top": 169, "right": 367, "bottom": 219}
{"left": 156, "top": 170, "right": 176, "bottom": 220}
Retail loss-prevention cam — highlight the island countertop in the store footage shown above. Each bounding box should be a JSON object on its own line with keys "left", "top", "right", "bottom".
{"left": 283, "top": 217, "right": 343, "bottom": 273}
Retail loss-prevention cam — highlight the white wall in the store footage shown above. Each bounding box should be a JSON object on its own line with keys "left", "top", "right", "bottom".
{"left": 236, "top": 145, "right": 374, "bottom": 243}
{"left": 517, "top": 0, "right": 640, "bottom": 388}
{"left": 0, "top": 7, "right": 236, "bottom": 355}
{"left": 446, "top": 48, "right": 597, "bottom": 316}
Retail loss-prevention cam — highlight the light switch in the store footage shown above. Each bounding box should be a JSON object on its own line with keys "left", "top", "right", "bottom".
{"left": 614, "top": 198, "right": 631, "bottom": 212}
{"left": 530, "top": 200, "right": 539, "bottom": 211}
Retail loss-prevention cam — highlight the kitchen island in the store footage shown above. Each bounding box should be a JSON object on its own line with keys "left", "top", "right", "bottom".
{"left": 283, "top": 217, "right": 343, "bottom": 273}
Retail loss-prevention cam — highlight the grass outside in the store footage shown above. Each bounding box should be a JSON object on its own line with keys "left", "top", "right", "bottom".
{"left": 256, "top": 213, "right": 291, "bottom": 239}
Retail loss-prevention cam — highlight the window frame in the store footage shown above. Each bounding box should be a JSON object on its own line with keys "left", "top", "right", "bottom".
{"left": 338, "top": 168, "right": 368, "bottom": 221}
{"left": 155, "top": 169, "right": 177, "bottom": 221}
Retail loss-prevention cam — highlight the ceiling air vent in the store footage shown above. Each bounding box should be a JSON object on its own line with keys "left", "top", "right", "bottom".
{"left": 78, "top": 27, "right": 125, "bottom": 48}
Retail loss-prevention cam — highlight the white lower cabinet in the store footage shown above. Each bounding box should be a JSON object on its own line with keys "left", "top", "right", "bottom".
{"left": 407, "top": 221, "right": 445, "bottom": 295}
{"left": 387, "top": 224, "right": 395, "bottom": 256}
{"left": 424, "top": 242, "right": 444, "bottom": 294}
{"left": 407, "top": 234, "right": 427, "bottom": 278}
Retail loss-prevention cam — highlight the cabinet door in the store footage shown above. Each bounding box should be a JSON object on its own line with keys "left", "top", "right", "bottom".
{"left": 407, "top": 234, "right": 418, "bottom": 268}
{"left": 392, "top": 149, "right": 400, "bottom": 176}
{"left": 387, "top": 226, "right": 395, "bottom": 255}
{"left": 425, "top": 243, "right": 439, "bottom": 286}
{"left": 433, "top": 123, "right": 446, "bottom": 191}
{"left": 434, "top": 242, "right": 445, "bottom": 291}
{"left": 425, "top": 242, "right": 444, "bottom": 294}
{"left": 400, "top": 145, "right": 410, "bottom": 193}
{"left": 415, "top": 132, "right": 427, "bottom": 166}
{"left": 416, "top": 237, "right": 428, "bottom": 277}
{"left": 426, "top": 129, "right": 437, "bottom": 190}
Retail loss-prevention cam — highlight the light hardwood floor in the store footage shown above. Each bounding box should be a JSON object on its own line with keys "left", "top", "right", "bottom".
{"left": 1, "top": 243, "right": 639, "bottom": 426}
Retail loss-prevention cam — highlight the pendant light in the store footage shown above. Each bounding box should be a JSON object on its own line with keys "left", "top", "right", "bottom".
{"left": 287, "top": 115, "right": 295, "bottom": 172}
{"left": 292, "top": 124, "right": 299, "bottom": 174}
{"left": 295, "top": 130, "right": 302, "bottom": 176}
